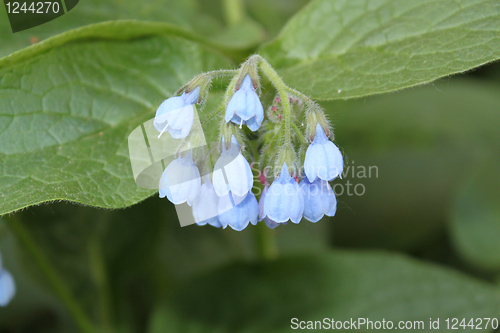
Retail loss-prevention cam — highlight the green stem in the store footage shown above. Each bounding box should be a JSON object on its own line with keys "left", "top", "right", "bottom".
{"left": 206, "top": 69, "right": 239, "bottom": 79}
{"left": 5, "top": 216, "right": 95, "bottom": 333}
{"left": 291, "top": 122, "right": 307, "bottom": 145}
{"left": 256, "top": 56, "right": 292, "bottom": 146}
{"left": 284, "top": 86, "right": 317, "bottom": 111}
{"left": 222, "top": 0, "right": 245, "bottom": 26}
{"left": 89, "top": 238, "right": 114, "bottom": 333}
{"left": 255, "top": 222, "right": 278, "bottom": 261}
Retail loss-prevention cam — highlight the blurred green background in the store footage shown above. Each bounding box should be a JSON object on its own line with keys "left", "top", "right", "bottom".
{"left": 1, "top": 0, "right": 500, "bottom": 332}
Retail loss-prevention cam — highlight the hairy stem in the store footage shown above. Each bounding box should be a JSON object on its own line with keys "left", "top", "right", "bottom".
{"left": 5, "top": 215, "right": 95, "bottom": 333}
{"left": 256, "top": 56, "right": 292, "bottom": 146}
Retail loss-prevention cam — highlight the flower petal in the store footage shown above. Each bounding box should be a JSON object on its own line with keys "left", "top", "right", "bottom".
{"left": 0, "top": 269, "right": 16, "bottom": 307}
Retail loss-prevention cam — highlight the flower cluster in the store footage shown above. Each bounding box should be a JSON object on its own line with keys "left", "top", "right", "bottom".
{"left": 153, "top": 55, "right": 343, "bottom": 231}
{"left": 0, "top": 252, "right": 15, "bottom": 307}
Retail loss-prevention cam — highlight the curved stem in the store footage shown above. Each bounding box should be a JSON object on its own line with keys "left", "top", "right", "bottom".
{"left": 284, "top": 86, "right": 318, "bottom": 111}
{"left": 256, "top": 56, "right": 292, "bottom": 146}
{"left": 291, "top": 122, "right": 307, "bottom": 145}
{"left": 5, "top": 215, "right": 95, "bottom": 333}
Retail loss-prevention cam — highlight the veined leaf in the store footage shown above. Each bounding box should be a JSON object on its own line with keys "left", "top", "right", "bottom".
{"left": 261, "top": 0, "right": 500, "bottom": 100}
{"left": 0, "top": 20, "right": 232, "bottom": 215}
{"left": 169, "top": 251, "right": 500, "bottom": 332}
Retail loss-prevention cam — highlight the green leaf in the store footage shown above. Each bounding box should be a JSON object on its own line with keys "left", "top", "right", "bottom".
{"left": 168, "top": 251, "right": 500, "bottom": 332}
{"left": 450, "top": 156, "right": 500, "bottom": 270}
{"left": 246, "top": 0, "right": 310, "bottom": 38}
{"left": 0, "top": 0, "right": 219, "bottom": 58}
{"left": 261, "top": 0, "right": 500, "bottom": 100}
{"left": 0, "top": 20, "right": 232, "bottom": 215}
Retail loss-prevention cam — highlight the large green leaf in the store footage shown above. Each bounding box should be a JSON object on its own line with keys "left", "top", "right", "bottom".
{"left": 0, "top": 0, "right": 213, "bottom": 58}
{"left": 261, "top": 0, "right": 500, "bottom": 100}
{"left": 165, "top": 251, "right": 500, "bottom": 332}
{"left": 449, "top": 156, "right": 500, "bottom": 270}
{"left": 0, "top": 0, "right": 265, "bottom": 58}
{"left": 0, "top": 20, "right": 232, "bottom": 215}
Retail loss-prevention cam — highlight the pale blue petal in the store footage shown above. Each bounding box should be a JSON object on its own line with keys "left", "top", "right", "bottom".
{"left": 263, "top": 163, "right": 304, "bottom": 223}
{"left": 154, "top": 96, "right": 185, "bottom": 132}
{"left": 224, "top": 75, "right": 264, "bottom": 131}
{"left": 193, "top": 179, "right": 222, "bottom": 227}
{"left": 225, "top": 89, "right": 246, "bottom": 122}
{"left": 0, "top": 269, "right": 15, "bottom": 307}
{"left": 217, "top": 192, "right": 257, "bottom": 231}
{"left": 325, "top": 190, "right": 337, "bottom": 217}
{"left": 324, "top": 142, "right": 344, "bottom": 180}
{"left": 258, "top": 185, "right": 268, "bottom": 221}
{"left": 213, "top": 148, "right": 238, "bottom": 197}
{"left": 289, "top": 182, "right": 304, "bottom": 223}
{"left": 182, "top": 86, "right": 200, "bottom": 105}
{"left": 245, "top": 117, "right": 260, "bottom": 131}
{"left": 301, "top": 177, "right": 337, "bottom": 222}
{"left": 163, "top": 152, "right": 201, "bottom": 205}
{"left": 154, "top": 87, "right": 199, "bottom": 138}
{"left": 164, "top": 105, "right": 194, "bottom": 139}
{"left": 264, "top": 217, "right": 280, "bottom": 229}
{"left": 240, "top": 74, "right": 253, "bottom": 90}
{"left": 213, "top": 137, "right": 252, "bottom": 197}
{"left": 304, "top": 123, "right": 344, "bottom": 181}
{"left": 158, "top": 170, "right": 172, "bottom": 200}
{"left": 301, "top": 178, "right": 324, "bottom": 222}
{"left": 304, "top": 142, "right": 325, "bottom": 182}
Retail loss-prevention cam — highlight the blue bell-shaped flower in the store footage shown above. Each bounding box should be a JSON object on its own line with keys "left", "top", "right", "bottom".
{"left": 300, "top": 176, "right": 337, "bottom": 222}
{"left": 0, "top": 253, "right": 15, "bottom": 307}
{"left": 218, "top": 191, "right": 259, "bottom": 231}
{"left": 193, "top": 176, "right": 222, "bottom": 228}
{"left": 304, "top": 123, "right": 343, "bottom": 181}
{"left": 159, "top": 150, "right": 201, "bottom": 206}
{"left": 225, "top": 75, "right": 264, "bottom": 131}
{"left": 212, "top": 135, "right": 254, "bottom": 197}
{"left": 154, "top": 87, "right": 200, "bottom": 139}
{"left": 262, "top": 163, "right": 304, "bottom": 223}
{"left": 258, "top": 185, "right": 282, "bottom": 229}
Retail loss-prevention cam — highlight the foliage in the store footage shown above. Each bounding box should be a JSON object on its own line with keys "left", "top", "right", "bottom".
{"left": 1, "top": 0, "right": 500, "bottom": 332}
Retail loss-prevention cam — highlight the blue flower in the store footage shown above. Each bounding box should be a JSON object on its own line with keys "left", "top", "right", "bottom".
{"left": 300, "top": 176, "right": 337, "bottom": 223}
{"left": 212, "top": 135, "right": 254, "bottom": 197}
{"left": 0, "top": 254, "right": 15, "bottom": 307}
{"left": 304, "top": 123, "right": 343, "bottom": 181}
{"left": 193, "top": 176, "right": 222, "bottom": 228}
{"left": 218, "top": 191, "right": 259, "bottom": 231}
{"left": 159, "top": 150, "right": 201, "bottom": 205}
{"left": 225, "top": 75, "right": 264, "bottom": 131}
{"left": 262, "top": 163, "right": 304, "bottom": 223}
{"left": 258, "top": 185, "right": 283, "bottom": 229}
{"left": 154, "top": 87, "right": 200, "bottom": 139}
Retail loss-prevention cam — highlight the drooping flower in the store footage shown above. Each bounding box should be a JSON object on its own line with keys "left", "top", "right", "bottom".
{"left": 304, "top": 123, "right": 343, "bottom": 182}
{"left": 225, "top": 75, "right": 264, "bottom": 131}
{"left": 218, "top": 191, "right": 259, "bottom": 231}
{"left": 300, "top": 176, "right": 337, "bottom": 223}
{"left": 262, "top": 163, "right": 304, "bottom": 223}
{"left": 193, "top": 176, "right": 222, "bottom": 228}
{"left": 159, "top": 150, "right": 201, "bottom": 205}
{"left": 258, "top": 185, "right": 282, "bottom": 229}
{"left": 212, "top": 135, "right": 253, "bottom": 197}
{"left": 154, "top": 87, "right": 200, "bottom": 139}
{"left": 0, "top": 253, "right": 15, "bottom": 307}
